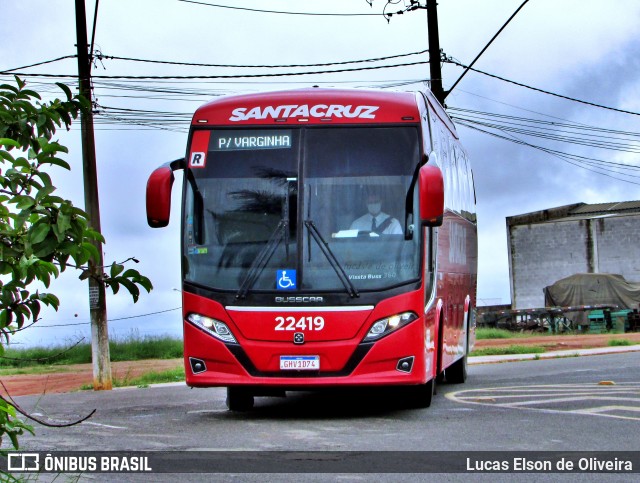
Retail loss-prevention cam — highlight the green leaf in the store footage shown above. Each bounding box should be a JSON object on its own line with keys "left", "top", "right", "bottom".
{"left": 56, "top": 211, "right": 71, "bottom": 235}
{"left": 52, "top": 223, "right": 64, "bottom": 243}
{"left": 85, "top": 228, "right": 105, "bottom": 243}
{"left": 0, "top": 138, "right": 20, "bottom": 148}
{"left": 0, "top": 150, "right": 16, "bottom": 162}
{"left": 118, "top": 278, "right": 140, "bottom": 302}
{"left": 110, "top": 263, "right": 125, "bottom": 278}
{"left": 13, "top": 156, "right": 31, "bottom": 169}
{"left": 140, "top": 277, "right": 153, "bottom": 292}
{"left": 20, "top": 89, "right": 41, "bottom": 100}
{"left": 15, "top": 76, "right": 26, "bottom": 90}
{"left": 29, "top": 222, "right": 50, "bottom": 244}
{"left": 80, "top": 242, "right": 100, "bottom": 264}
{"left": 35, "top": 170, "right": 53, "bottom": 187}
{"left": 56, "top": 82, "right": 73, "bottom": 101}
{"left": 40, "top": 293, "right": 60, "bottom": 310}
{"left": 32, "top": 236, "right": 57, "bottom": 258}
{"left": 14, "top": 195, "right": 35, "bottom": 210}
{"left": 40, "top": 157, "right": 71, "bottom": 170}
{"left": 9, "top": 430, "right": 20, "bottom": 450}
{"left": 120, "top": 268, "right": 138, "bottom": 279}
{"left": 35, "top": 184, "right": 56, "bottom": 202}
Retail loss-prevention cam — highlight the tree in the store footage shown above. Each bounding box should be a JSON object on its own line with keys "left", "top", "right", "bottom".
{"left": 0, "top": 76, "right": 152, "bottom": 451}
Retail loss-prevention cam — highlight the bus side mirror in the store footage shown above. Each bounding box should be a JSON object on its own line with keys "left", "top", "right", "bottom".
{"left": 419, "top": 164, "right": 444, "bottom": 227}
{"left": 146, "top": 166, "right": 175, "bottom": 228}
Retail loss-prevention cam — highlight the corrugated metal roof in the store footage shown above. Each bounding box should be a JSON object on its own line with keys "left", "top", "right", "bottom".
{"left": 570, "top": 200, "right": 640, "bottom": 215}
{"left": 507, "top": 200, "right": 640, "bottom": 226}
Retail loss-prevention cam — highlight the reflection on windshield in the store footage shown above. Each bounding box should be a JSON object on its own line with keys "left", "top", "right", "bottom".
{"left": 184, "top": 126, "right": 421, "bottom": 293}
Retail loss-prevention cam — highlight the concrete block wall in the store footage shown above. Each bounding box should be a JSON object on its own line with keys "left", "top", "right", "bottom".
{"left": 510, "top": 220, "right": 590, "bottom": 308}
{"left": 596, "top": 215, "right": 640, "bottom": 278}
{"left": 509, "top": 213, "right": 640, "bottom": 309}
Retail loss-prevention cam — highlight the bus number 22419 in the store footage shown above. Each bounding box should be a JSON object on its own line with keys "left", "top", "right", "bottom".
{"left": 275, "top": 316, "right": 325, "bottom": 331}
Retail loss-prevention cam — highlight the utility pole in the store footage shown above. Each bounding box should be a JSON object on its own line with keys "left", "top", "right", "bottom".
{"left": 426, "top": 0, "right": 446, "bottom": 105}
{"left": 74, "top": 0, "right": 112, "bottom": 390}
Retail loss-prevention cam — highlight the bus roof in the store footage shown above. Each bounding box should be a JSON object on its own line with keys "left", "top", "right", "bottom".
{"left": 191, "top": 88, "right": 422, "bottom": 126}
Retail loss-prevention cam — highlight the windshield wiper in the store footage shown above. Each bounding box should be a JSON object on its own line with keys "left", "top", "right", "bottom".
{"left": 236, "top": 219, "right": 287, "bottom": 299}
{"left": 305, "top": 220, "right": 359, "bottom": 298}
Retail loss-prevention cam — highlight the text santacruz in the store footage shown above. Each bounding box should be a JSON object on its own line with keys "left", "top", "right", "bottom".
{"left": 229, "top": 104, "right": 379, "bottom": 121}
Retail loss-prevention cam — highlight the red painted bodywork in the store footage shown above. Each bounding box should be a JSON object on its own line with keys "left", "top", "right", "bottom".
{"left": 146, "top": 166, "right": 174, "bottom": 228}
{"left": 184, "top": 290, "right": 434, "bottom": 387}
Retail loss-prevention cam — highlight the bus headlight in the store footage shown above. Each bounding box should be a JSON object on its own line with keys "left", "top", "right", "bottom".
{"left": 364, "top": 312, "right": 418, "bottom": 342}
{"left": 187, "top": 313, "right": 237, "bottom": 344}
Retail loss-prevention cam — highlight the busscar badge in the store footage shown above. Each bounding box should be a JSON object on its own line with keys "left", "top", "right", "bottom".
{"left": 293, "top": 332, "right": 304, "bottom": 344}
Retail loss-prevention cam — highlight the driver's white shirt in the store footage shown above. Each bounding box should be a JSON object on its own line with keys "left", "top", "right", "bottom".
{"left": 350, "top": 212, "right": 402, "bottom": 234}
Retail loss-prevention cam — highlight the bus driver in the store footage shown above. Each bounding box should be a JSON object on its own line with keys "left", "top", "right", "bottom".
{"left": 350, "top": 192, "right": 402, "bottom": 235}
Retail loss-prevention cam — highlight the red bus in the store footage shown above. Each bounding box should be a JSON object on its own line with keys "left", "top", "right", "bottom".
{"left": 146, "top": 87, "right": 477, "bottom": 410}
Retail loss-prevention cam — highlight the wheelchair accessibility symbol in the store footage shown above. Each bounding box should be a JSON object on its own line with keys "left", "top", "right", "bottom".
{"left": 276, "top": 270, "right": 296, "bottom": 290}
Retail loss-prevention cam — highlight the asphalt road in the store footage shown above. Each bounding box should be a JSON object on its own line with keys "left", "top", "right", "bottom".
{"left": 9, "top": 352, "right": 640, "bottom": 481}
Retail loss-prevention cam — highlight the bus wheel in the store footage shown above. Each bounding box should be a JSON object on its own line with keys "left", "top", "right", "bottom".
{"left": 408, "top": 379, "right": 434, "bottom": 408}
{"left": 226, "top": 387, "right": 254, "bottom": 411}
{"left": 446, "top": 355, "right": 467, "bottom": 384}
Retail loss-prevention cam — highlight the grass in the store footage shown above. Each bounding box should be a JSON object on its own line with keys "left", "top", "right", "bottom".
{"left": 80, "top": 367, "right": 185, "bottom": 390}
{"left": 476, "top": 328, "right": 520, "bottom": 340}
{"left": 608, "top": 339, "right": 633, "bottom": 347}
{"left": 0, "top": 333, "right": 183, "bottom": 369}
{"left": 470, "top": 345, "right": 546, "bottom": 357}
{"left": 0, "top": 365, "right": 77, "bottom": 376}
{"left": 475, "top": 328, "right": 545, "bottom": 340}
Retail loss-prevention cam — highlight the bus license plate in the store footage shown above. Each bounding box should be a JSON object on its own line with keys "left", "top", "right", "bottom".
{"left": 280, "top": 356, "right": 320, "bottom": 371}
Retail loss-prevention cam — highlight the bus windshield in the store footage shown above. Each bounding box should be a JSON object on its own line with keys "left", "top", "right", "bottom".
{"left": 184, "top": 126, "right": 421, "bottom": 294}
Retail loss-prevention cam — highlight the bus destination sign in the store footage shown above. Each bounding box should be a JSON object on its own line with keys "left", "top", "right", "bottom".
{"left": 211, "top": 130, "right": 292, "bottom": 151}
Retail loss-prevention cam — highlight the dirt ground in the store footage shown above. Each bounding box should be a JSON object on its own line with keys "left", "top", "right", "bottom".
{"left": 474, "top": 331, "right": 640, "bottom": 351}
{"left": 0, "top": 358, "right": 183, "bottom": 398}
{"left": 2, "top": 332, "right": 639, "bottom": 397}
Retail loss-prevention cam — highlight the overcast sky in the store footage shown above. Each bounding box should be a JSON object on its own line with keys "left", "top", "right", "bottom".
{"left": 2, "top": 0, "right": 640, "bottom": 347}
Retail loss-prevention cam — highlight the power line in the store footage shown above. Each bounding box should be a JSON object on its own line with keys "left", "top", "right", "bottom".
{"left": 12, "top": 57, "right": 640, "bottom": 121}
{"left": 0, "top": 55, "right": 77, "bottom": 73}
{"left": 457, "top": 122, "right": 640, "bottom": 185}
{"left": 178, "top": 0, "right": 427, "bottom": 20}
{"left": 445, "top": 58, "right": 640, "bottom": 117}
{"left": 450, "top": 109, "right": 640, "bottom": 153}
{"left": 450, "top": 107, "right": 640, "bottom": 140}
{"left": 36, "top": 307, "right": 181, "bottom": 329}
{"left": 446, "top": 0, "right": 530, "bottom": 97}
{"left": 98, "top": 49, "right": 428, "bottom": 69}
{"left": 177, "top": 0, "right": 382, "bottom": 16}
{"left": 451, "top": 108, "right": 640, "bottom": 178}
{"left": 5, "top": 60, "right": 430, "bottom": 80}
{"left": 455, "top": 88, "right": 606, "bottom": 127}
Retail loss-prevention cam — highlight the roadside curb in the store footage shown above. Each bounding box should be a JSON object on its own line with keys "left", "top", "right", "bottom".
{"left": 469, "top": 344, "right": 640, "bottom": 365}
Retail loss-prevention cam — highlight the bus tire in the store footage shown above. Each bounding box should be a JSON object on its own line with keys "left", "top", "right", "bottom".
{"left": 408, "top": 378, "right": 434, "bottom": 408}
{"left": 446, "top": 355, "right": 467, "bottom": 384}
{"left": 226, "top": 387, "right": 254, "bottom": 411}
